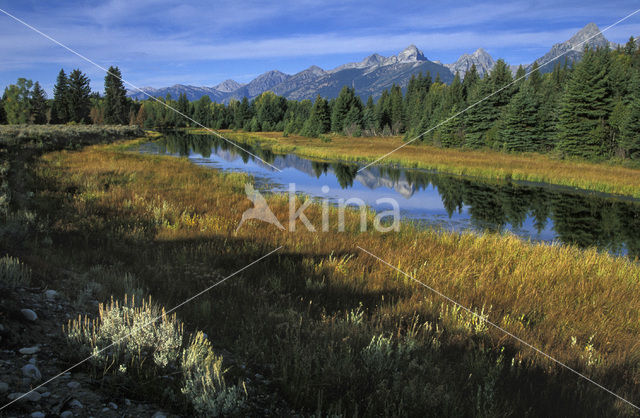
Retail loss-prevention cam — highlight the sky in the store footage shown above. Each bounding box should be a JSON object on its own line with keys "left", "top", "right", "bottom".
{"left": 1, "top": 0, "right": 640, "bottom": 96}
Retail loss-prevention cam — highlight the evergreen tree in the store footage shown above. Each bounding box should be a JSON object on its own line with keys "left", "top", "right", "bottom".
{"left": 362, "top": 96, "right": 377, "bottom": 134}
{"left": 234, "top": 97, "right": 251, "bottom": 129}
{"left": 389, "top": 84, "right": 404, "bottom": 134}
{"left": 104, "top": 66, "right": 128, "bottom": 124}
{"left": 3, "top": 78, "right": 32, "bottom": 124}
{"left": 30, "top": 81, "right": 48, "bottom": 124}
{"left": 67, "top": 69, "right": 92, "bottom": 123}
{"left": 513, "top": 65, "right": 526, "bottom": 87}
{"left": 52, "top": 69, "right": 69, "bottom": 124}
{"left": 375, "top": 89, "right": 392, "bottom": 132}
{"left": 301, "top": 96, "right": 330, "bottom": 137}
{"left": 528, "top": 62, "right": 543, "bottom": 92}
{"left": 624, "top": 36, "right": 637, "bottom": 56}
{"left": 621, "top": 71, "right": 640, "bottom": 159}
{"left": 176, "top": 92, "right": 190, "bottom": 127}
{"left": 462, "top": 64, "right": 479, "bottom": 100}
{"left": 557, "top": 47, "right": 613, "bottom": 158}
{"left": 446, "top": 72, "right": 464, "bottom": 109}
{"left": 194, "top": 95, "right": 212, "bottom": 127}
{"left": 500, "top": 81, "right": 542, "bottom": 152}
{"left": 331, "top": 86, "right": 360, "bottom": 133}
{"left": 0, "top": 95, "right": 6, "bottom": 124}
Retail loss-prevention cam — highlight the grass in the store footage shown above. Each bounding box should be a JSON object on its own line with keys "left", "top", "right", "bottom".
{"left": 0, "top": 255, "right": 31, "bottom": 289}
{"left": 3, "top": 134, "right": 640, "bottom": 415}
{"left": 0, "top": 124, "right": 144, "bottom": 145}
{"left": 205, "top": 130, "right": 640, "bottom": 198}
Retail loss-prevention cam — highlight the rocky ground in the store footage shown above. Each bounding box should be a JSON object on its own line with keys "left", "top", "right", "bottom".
{"left": 0, "top": 285, "right": 178, "bottom": 418}
{"left": 0, "top": 282, "right": 297, "bottom": 417}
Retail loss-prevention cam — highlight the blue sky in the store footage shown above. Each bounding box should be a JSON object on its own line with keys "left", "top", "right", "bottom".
{"left": 1, "top": 0, "right": 640, "bottom": 95}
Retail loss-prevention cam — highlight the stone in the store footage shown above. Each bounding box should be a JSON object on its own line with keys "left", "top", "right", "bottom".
{"left": 19, "top": 346, "right": 40, "bottom": 355}
{"left": 60, "top": 411, "right": 73, "bottom": 418}
{"left": 31, "top": 412, "right": 45, "bottom": 418}
{"left": 24, "top": 391, "right": 41, "bottom": 402}
{"left": 40, "top": 391, "right": 50, "bottom": 398}
{"left": 7, "top": 391, "right": 41, "bottom": 402}
{"left": 21, "top": 309, "right": 38, "bottom": 321}
{"left": 69, "top": 399, "right": 83, "bottom": 409}
{"left": 0, "top": 382, "right": 8, "bottom": 393}
{"left": 152, "top": 412, "right": 167, "bottom": 418}
{"left": 108, "top": 401, "right": 118, "bottom": 409}
{"left": 67, "top": 381, "right": 81, "bottom": 389}
{"left": 44, "top": 289, "right": 58, "bottom": 300}
{"left": 21, "top": 364, "right": 42, "bottom": 380}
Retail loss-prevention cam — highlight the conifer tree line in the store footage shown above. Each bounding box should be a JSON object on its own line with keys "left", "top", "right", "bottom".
{"left": 1, "top": 66, "right": 133, "bottom": 126}
{"left": 132, "top": 38, "right": 640, "bottom": 161}
{"left": 2, "top": 38, "right": 640, "bottom": 160}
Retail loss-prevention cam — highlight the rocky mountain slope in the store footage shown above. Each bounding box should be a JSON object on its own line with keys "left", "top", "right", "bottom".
{"left": 127, "top": 23, "right": 617, "bottom": 102}
{"left": 445, "top": 48, "right": 495, "bottom": 78}
{"left": 528, "top": 22, "right": 613, "bottom": 72}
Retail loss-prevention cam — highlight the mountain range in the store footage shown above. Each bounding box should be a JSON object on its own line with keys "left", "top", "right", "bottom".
{"left": 127, "top": 23, "right": 620, "bottom": 103}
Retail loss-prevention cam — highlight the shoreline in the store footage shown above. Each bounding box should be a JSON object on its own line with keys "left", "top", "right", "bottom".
{"left": 188, "top": 129, "right": 640, "bottom": 199}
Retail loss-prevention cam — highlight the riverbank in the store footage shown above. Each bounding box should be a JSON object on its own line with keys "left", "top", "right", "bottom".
{"left": 5, "top": 137, "right": 638, "bottom": 415}
{"left": 200, "top": 129, "right": 640, "bottom": 198}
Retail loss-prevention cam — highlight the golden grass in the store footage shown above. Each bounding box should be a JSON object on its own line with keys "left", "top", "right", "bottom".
{"left": 29, "top": 139, "right": 640, "bottom": 414}
{"left": 205, "top": 129, "right": 640, "bottom": 198}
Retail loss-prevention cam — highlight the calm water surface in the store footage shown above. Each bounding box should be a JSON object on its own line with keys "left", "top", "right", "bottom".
{"left": 138, "top": 132, "right": 640, "bottom": 258}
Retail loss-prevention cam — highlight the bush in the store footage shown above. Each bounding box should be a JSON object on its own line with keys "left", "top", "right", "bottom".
{"left": 66, "top": 295, "right": 184, "bottom": 370}
{"left": 0, "top": 124, "right": 143, "bottom": 148}
{"left": 181, "top": 331, "right": 247, "bottom": 416}
{"left": 65, "top": 295, "right": 247, "bottom": 416}
{"left": 0, "top": 255, "right": 31, "bottom": 288}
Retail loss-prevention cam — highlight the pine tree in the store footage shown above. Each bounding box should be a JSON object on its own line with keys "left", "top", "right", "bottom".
{"left": 513, "top": 65, "right": 526, "bottom": 87}
{"left": 176, "top": 92, "right": 190, "bottom": 127}
{"left": 52, "top": 69, "right": 69, "bottom": 124}
{"left": 376, "top": 89, "right": 392, "bottom": 132}
{"left": 30, "top": 81, "right": 48, "bottom": 124}
{"left": 194, "top": 95, "right": 212, "bottom": 127}
{"left": 464, "top": 60, "right": 514, "bottom": 148}
{"left": 0, "top": 95, "right": 6, "bottom": 124}
{"left": 557, "top": 48, "right": 613, "bottom": 158}
{"left": 500, "top": 82, "right": 542, "bottom": 152}
{"left": 362, "top": 96, "right": 377, "bottom": 134}
{"left": 528, "top": 62, "right": 543, "bottom": 92}
{"left": 104, "top": 66, "right": 128, "bottom": 124}
{"left": 67, "top": 69, "right": 92, "bottom": 123}
{"left": 302, "top": 96, "right": 330, "bottom": 137}
{"left": 624, "top": 36, "right": 637, "bottom": 56}
{"left": 621, "top": 71, "right": 640, "bottom": 159}
{"left": 331, "top": 86, "right": 360, "bottom": 133}
{"left": 389, "top": 84, "right": 404, "bottom": 134}
{"left": 462, "top": 64, "right": 479, "bottom": 100}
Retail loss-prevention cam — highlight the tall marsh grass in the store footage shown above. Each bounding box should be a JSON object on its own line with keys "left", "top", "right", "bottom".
{"left": 215, "top": 130, "right": 640, "bottom": 198}
{"left": 0, "top": 255, "right": 31, "bottom": 289}
{"left": 18, "top": 138, "right": 640, "bottom": 415}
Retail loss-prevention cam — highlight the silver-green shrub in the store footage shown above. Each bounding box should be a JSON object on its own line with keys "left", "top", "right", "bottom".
{"left": 181, "top": 331, "right": 247, "bottom": 416}
{"left": 0, "top": 255, "right": 31, "bottom": 288}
